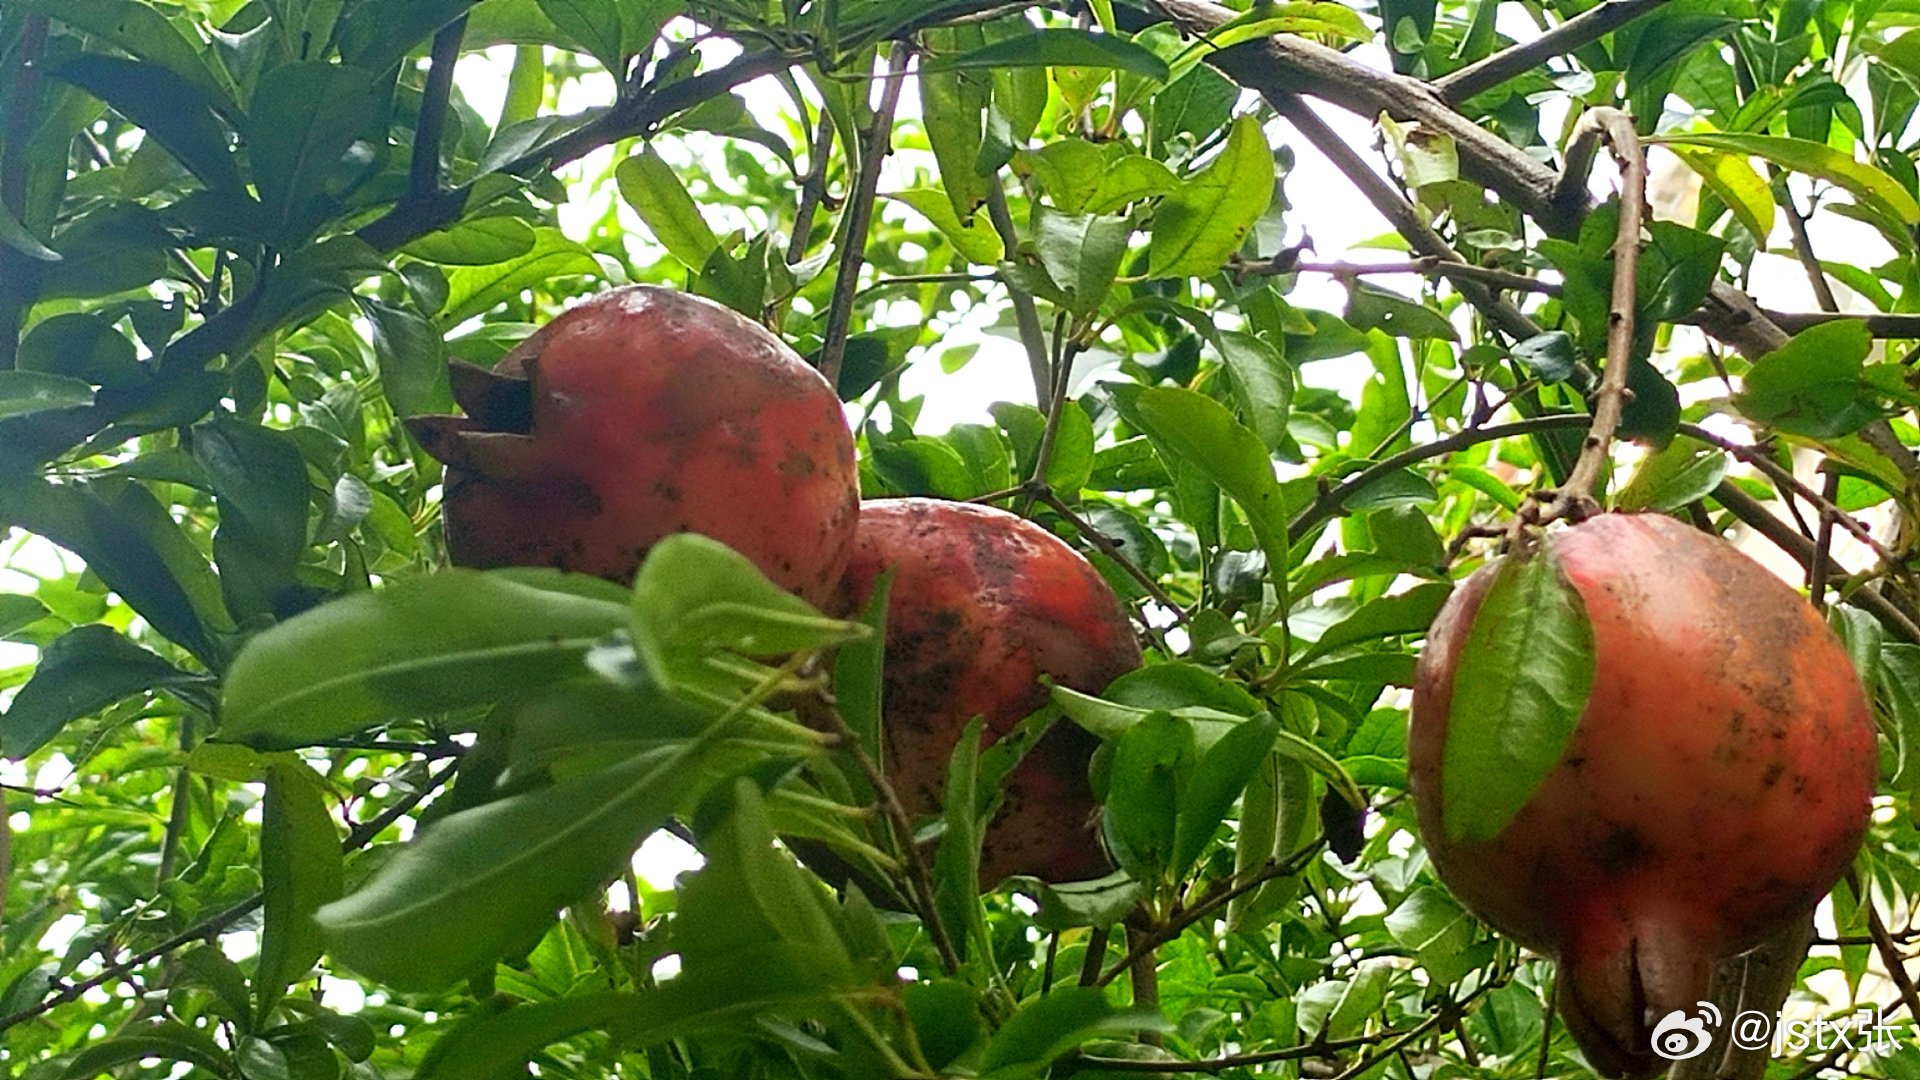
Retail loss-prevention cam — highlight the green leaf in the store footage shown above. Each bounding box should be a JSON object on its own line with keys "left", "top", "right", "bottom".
{"left": 1009, "top": 870, "right": 1143, "bottom": 931}
{"left": 441, "top": 229, "right": 601, "bottom": 325}
{"left": 17, "top": 312, "right": 143, "bottom": 385}
{"left": 1173, "top": 712, "right": 1280, "bottom": 876}
{"left": 1108, "top": 384, "right": 1291, "bottom": 582}
{"left": 1148, "top": 114, "right": 1272, "bottom": 278}
{"left": 192, "top": 414, "right": 314, "bottom": 621}
{"left": 1228, "top": 752, "right": 1313, "bottom": 929}
{"left": 220, "top": 570, "right": 629, "bottom": 747}
{"left": 47, "top": 53, "right": 243, "bottom": 193}
{"left": 991, "top": 400, "right": 1095, "bottom": 495}
{"left": 1104, "top": 711, "right": 1194, "bottom": 881}
{"left": 1032, "top": 209, "right": 1131, "bottom": 314}
{"left": 1440, "top": 548, "right": 1596, "bottom": 844}
{"left": 1509, "top": 331, "right": 1578, "bottom": 384}
{"left": 979, "top": 986, "right": 1169, "bottom": 1075}
{"left": 25, "top": 0, "right": 235, "bottom": 114}
{"left": 926, "top": 28, "right": 1171, "bottom": 82}
{"left": 358, "top": 298, "right": 457, "bottom": 418}
{"left": 0, "top": 371, "right": 95, "bottom": 418}
{"left": 246, "top": 62, "right": 380, "bottom": 242}
{"left": 887, "top": 189, "right": 1004, "bottom": 264}
{"left": 831, "top": 570, "right": 891, "bottom": 768}
{"left": 1736, "top": 320, "right": 1888, "bottom": 438}
{"left": 335, "top": 0, "right": 483, "bottom": 74}
{"left": 0, "top": 595, "right": 50, "bottom": 640}
{"left": 0, "top": 202, "right": 58, "bottom": 262}
{"left": 629, "top": 535, "right": 865, "bottom": 690}
{"left": 1654, "top": 132, "right": 1920, "bottom": 225}
{"left": 615, "top": 149, "right": 721, "bottom": 271}
{"left": 255, "top": 761, "right": 344, "bottom": 1023}
{"left": 538, "top": 0, "right": 623, "bottom": 71}
{"left": 318, "top": 742, "right": 740, "bottom": 990}
{"left": 1216, "top": 331, "right": 1292, "bottom": 454}
{"left": 58, "top": 1023, "right": 230, "bottom": 1079}
{"left": 906, "top": 981, "right": 986, "bottom": 1070}
{"left": 1670, "top": 148, "right": 1775, "bottom": 243}
{"left": 1345, "top": 282, "right": 1458, "bottom": 341}
{"left": 933, "top": 718, "right": 988, "bottom": 961}
{"left": 1, "top": 625, "right": 206, "bottom": 759}
{"left": 403, "top": 217, "right": 539, "bottom": 266}
{"left": 921, "top": 25, "right": 993, "bottom": 222}
{"left": 0, "top": 478, "right": 224, "bottom": 664}
{"left": 1616, "top": 437, "right": 1728, "bottom": 512}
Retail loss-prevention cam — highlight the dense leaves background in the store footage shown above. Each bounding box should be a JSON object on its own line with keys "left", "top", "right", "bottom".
{"left": 6, "top": 0, "right": 1920, "bottom": 1077}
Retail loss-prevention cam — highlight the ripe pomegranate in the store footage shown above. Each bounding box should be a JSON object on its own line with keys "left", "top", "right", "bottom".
{"left": 832, "top": 499, "right": 1142, "bottom": 885}
{"left": 405, "top": 286, "right": 858, "bottom": 605}
{"left": 1410, "top": 513, "right": 1876, "bottom": 1077}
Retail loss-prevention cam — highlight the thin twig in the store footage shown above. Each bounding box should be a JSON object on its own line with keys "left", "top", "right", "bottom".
{"left": 1435, "top": 1, "right": 1673, "bottom": 104}
{"left": 818, "top": 44, "right": 910, "bottom": 390}
{"left": 786, "top": 108, "right": 838, "bottom": 265}
{"left": 1288, "top": 415, "right": 1594, "bottom": 540}
{"left": 814, "top": 703, "right": 962, "bottom": 975}
{"left": 1075, "top": 1027, "right": 1415, "bottom": 1072}
{"left": 1807, "top": 467, "right": 1840, "bottom": 610}
{"left": 1530, "top": 108, "right": 1645, "bottom": 527}
{"left": 1864, "top": 886, "right": 1920, "bottom": 1026}
{"left": 1098, "top": 838, "right": 1325, "bottom": 986}
{"left": 1033, "top": 488, "right": 1190, "bottom": 624}
{"left": 1271, "top": 94, "right": 1541, "bottom": 343}
{"left": 1270, "top": 257, "right": 1560, "bottom": 296}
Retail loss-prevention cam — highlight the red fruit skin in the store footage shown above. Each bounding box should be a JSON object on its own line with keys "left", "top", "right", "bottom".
{"left": 1410, "top": 513, "right": 1876, "bottom": 1077}
{"left": 426, "top": 286, "right": 858, "bottom": 606}
{"left": 833, "top": 499, "right": 1143, "bottom": 885}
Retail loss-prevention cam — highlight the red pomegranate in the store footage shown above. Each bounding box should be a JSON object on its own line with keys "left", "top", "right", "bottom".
{"left": 1410, "top": 513, "right": 1876, "bottom": 1077}
{"left": 833, "top": 499, "right": 1143, "bottom": 884}
{"left": 406, "top": 286, "right": 858, "bottom": 605}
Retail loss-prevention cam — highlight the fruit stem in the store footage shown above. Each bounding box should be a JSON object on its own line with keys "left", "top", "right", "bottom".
{"left": 1532, "top": 108, "right": 1646, "bottom": 528}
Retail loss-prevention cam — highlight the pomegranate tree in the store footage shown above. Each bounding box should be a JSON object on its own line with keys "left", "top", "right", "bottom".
{"left": 406, "top": 285, "right": 858, "bottom": 605}
{"left": 1410, "top": 513, "right": 1876, "bottom": 1077}
{"left": 833, "top": 499, "right": 1142, "bottom": 884}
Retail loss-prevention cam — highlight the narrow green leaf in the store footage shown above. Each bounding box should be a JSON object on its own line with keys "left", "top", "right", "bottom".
{"left": 220, "top": 570, "right": 629, "bottom": 747}
{"left": 920, "top": 25, "right": 993, "bottom": 221}
{"left": 0, "top": 372, "right": 95, "bottom": 418}
{"left": 537, "top": 0, "right": 624, "bottom": 71}
{"left": 255, "top": 761, "right": 344, "bottom": 1023}
{"left": 47, "top": 53, "right": 242, "bottom": 193}
{"left": 1173, "top": 711, "right": 1280, "bottom": 875}
{"left": 979, "top": 986, "right": 1169, "bottom": 1074}
{"left": 58, "top": 1023, "right": 230, "bottom": 1079}
{"left": 1148, "top": 114, "right": 1272, "bottom": 278}
{"left": 1217, "top": 331, "right": 1292, "bottom": 453}
{"left": 1616, "top": 437, "right": 1729, "bottom": 512}
{"left": 1440, "top": 548, "right": 1596, "bottom": 844}
{"left": 246, "top": 62, "right": 380, "bottom": 241}
{"left": 318, "top": 742, "right": 739, "bottom": 990}
{"left": 440, "top": 229, "right": 601, "bottom": 325}
{"left": 358, "top": 298, "right": 457, "bottom": 418}
{"left": 1735, "top": 319, "right": 1888, "bottom": 438}
{"left": 1, "top": 625, "right": 207, "bottom": 759}
{"left": 887, "top": 189, "right": 1004, "bottom": 264}
{"left": 925, "top": 28, "right": 1171, "bottom": 82}
{"left": 1655, "top": 132, "right": 1920, "bottom": 225}
{"left": 1108, "top": 384, "right": 1290, "bottom": 581}
{"left": 615, "top": 149, "right": 721, "bottom": 270}
{"left": 25, "top": 0, "right": 236, "bottom": 114}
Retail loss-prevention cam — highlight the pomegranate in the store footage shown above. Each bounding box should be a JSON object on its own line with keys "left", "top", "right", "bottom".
{"left": 405, "top": 286, "right": 858, "bottom": 605}
{"left": 832, "top": 499, "right": 1142, "bottom": 884}
{"left": 1410, "top": 513, "right": 1876, "bottom": 1077}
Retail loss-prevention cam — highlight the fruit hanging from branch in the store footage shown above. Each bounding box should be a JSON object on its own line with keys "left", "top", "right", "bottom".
{"left": 405, "top": 285, "right": 859, "bottom": 605}
{"left": 833, "top": 499, "right": 1143, "bottom": 885}
{"left": 1409, "top": 513, "right": 1877, "bottom": 1078}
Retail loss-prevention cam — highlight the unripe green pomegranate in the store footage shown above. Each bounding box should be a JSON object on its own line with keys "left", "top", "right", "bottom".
{"left": 1410, "top": 513, "right": 1875, "bottom": 1077}
{"left": 407, "top": 286, "right": 858, "bottom": 605}
{"left": 833, "top": 499, "right": 1142, "bottom": 885}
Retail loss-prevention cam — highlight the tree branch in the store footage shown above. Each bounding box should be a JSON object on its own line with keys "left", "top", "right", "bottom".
{"left": 408, "top": 15, "right": 468, "bottom": 203}
{"left": 1435, "top": 1, "right": 1673, "bottom": 104}
{"left": 819, "top": 44, "right": 911, "bottom": 390}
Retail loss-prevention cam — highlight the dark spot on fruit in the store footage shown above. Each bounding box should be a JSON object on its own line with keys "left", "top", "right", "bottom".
{"left": 1596, "top": 824, "right": 1650, "bottom": 872}
{"left": 1761, "top": 761, "right": 1784, "bottom": 788}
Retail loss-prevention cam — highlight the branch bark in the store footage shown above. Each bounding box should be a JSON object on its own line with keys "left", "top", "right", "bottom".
{"left": 1434, "top": 1, "right": 1672, "bottom": 104}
